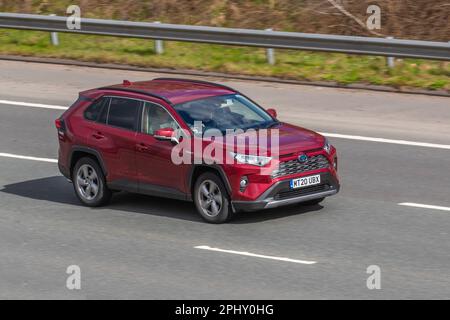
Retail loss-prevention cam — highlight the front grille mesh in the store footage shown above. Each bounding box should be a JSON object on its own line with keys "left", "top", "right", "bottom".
{"left": 272, "top": 155, "right": 330, "bottom": 178}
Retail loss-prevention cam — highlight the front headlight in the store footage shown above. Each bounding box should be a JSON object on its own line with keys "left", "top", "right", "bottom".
{"left": 323, "top": 137, "right": 331, "bottom": 154}
{"left": 230, "top": 152, "right": 272, "bottom": 166}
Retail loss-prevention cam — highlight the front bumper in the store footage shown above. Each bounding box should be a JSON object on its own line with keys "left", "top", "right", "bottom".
{"left": 232, "top": 172, "right": 340, "bottom": 212}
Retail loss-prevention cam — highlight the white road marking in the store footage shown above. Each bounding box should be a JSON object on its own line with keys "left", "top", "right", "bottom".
{"left": 0, "top": 99, "right": 68, "bottom": 110}
{"left": 320, "top": 132, "right": 450, "bottom": 150}
{"left": 194, "top": 245, "right": 317, "bottom": 265}
{"left": 0, "top": 153, "right": 57, "bottom": 163}
{"left": 398, "top": 202, "right": 450, "bottom": 212}
{"left": 1, "top": 99, "right": 450, "bottom": 150}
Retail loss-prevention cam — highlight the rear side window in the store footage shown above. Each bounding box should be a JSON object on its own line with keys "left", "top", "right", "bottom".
{"left": 107, "top": 97, "right": 141, "bottom": 131}
{"left": 84, "top": 97, "right": 108, "bottom": 121}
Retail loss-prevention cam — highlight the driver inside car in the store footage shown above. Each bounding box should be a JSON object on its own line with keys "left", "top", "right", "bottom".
{"left": 148, "top": 106, "right": 178, "bottom": 134}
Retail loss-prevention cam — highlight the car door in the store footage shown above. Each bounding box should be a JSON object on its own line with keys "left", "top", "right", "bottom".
{"left": 135, "top": 101, "right": 188, "bottom": 199}
{"left": 87, "top": 96, "right": 142, "bottom": 190}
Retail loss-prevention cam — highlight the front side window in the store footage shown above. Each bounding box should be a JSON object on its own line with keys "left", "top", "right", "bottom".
{"left": 173, "top": 94, "right": 275, "bottom": 134}
{"left": 142, "top": 102, "right": 179, "bottom": 135}
{"left": 107, "top": 97, "right": 141, "bottom": 131}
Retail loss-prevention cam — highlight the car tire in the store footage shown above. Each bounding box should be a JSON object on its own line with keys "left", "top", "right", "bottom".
{"left": 302, "top": 197, "right": 325, "bottom": 206}
{"left": 193, "top": 172, "right": 234, "bottom": 224}
{"left": 72, "top": 157, "right": 112, "bottom": 207}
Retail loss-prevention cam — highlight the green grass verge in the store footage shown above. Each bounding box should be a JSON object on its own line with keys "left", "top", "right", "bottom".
{"left": 0, "top": 29, "right": 449, "bottom": 91}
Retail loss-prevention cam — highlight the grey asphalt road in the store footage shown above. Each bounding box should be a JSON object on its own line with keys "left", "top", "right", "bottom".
{"left": 0, "top": 60, "right": 449, "bottom": 299}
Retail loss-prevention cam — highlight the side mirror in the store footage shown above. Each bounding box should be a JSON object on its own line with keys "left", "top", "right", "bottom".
{"left": 267, "top": 108, "right": 278, "bottom": 119}
{"left": 154, "top": 127, "right": 179, "bottom": 144}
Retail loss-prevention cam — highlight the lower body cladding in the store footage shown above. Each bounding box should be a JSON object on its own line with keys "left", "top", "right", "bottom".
{"left": 232, "top": 172, "right": 340, "bottom": 212}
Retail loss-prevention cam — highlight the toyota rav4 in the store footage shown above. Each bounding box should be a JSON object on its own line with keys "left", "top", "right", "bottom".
{"left": 56, "top": 78, "right": 339, "bottom": 223}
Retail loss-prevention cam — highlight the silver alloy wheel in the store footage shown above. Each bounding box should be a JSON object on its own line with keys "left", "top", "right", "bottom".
{"left": 76, "top": 164, "right": 100, "bottom": 201}
{"left": 197, "top": 180, "right": 223, "bottom": 217}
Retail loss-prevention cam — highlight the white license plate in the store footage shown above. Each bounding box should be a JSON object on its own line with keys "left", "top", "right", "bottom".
{"left": 290, "top": 175, "right": 321, "bottom": 189}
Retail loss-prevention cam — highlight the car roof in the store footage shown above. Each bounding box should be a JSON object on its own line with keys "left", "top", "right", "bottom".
{"left": 96, "top": 78, "right": 237, "bottom": 105}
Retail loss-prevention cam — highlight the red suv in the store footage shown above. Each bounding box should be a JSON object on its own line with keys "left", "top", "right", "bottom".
{"left": 56, "top": 78, "right": 339, "bottom": 223}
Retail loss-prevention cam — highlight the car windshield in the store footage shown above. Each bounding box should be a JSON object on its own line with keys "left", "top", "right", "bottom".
{"left": 173, "top": 94, "right": 276, "bottom": 134}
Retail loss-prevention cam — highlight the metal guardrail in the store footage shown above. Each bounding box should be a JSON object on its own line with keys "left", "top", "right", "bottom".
{"left": 0, "top": 13, "right": 449, "bottom": 60}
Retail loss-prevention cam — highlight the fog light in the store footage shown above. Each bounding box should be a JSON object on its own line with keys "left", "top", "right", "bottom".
{"left": 240, "top": 176, "right": 249, "bottom": 192}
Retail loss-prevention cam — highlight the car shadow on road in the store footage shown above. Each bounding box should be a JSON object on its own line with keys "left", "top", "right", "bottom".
{"left": 231, "top": 203, "right": 324, "bottom": 224}
{"left": 1, "top": 176, "right": 324, "bottom": 224}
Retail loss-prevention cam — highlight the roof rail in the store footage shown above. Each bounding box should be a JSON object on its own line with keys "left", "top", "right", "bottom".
{"left": 153, "top": 78, "right": 237, "bottom": 92}
{"left": 97, "top": 86, "right": 173, "bottom": 105}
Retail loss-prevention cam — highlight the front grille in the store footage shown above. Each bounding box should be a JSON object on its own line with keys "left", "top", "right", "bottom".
{"left": 275, "top": 184, "right": 330, "bottom": 200}
{"left": 272, "top": 155, "right": 330, "bottom": 178}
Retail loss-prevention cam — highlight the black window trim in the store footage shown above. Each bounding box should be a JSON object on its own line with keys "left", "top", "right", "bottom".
{"left": 85, "top": 95, "right": 186, "bottom": 135}
{"left": 99, "top": 97, "right": 111, "bottom": 125}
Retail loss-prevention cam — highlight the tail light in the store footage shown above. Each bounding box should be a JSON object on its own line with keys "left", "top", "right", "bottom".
{"left": 55, "top": 118, "right": 66, "bottom": 140}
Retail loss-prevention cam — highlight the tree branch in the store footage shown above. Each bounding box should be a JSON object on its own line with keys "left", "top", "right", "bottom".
{"left": 326, "top": 0, "right": 384, "bottom": 37}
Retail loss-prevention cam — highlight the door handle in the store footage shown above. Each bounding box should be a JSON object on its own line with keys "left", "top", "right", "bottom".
{"left": 92, "top": 132, "right": 104, "bottom": 140}
{"left": 136, "top": 143, "right": 149, "bottom": 152}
